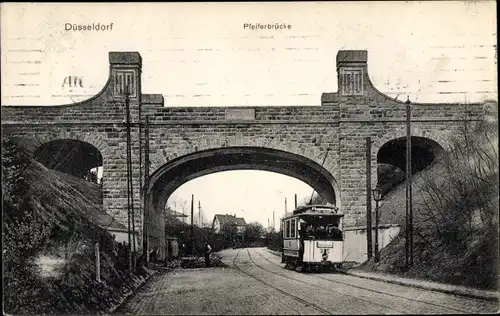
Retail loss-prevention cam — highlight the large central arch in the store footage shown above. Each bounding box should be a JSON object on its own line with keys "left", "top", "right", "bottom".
{"left": 147, "top": 147, "right": 340, "bottom": 213}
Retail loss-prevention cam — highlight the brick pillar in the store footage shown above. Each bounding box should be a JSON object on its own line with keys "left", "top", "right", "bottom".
{"left": 103, "top": 52, "right": 144, "bottom": 251}
{"left": 337, "top": 50, "right": 369, "bottom": 228}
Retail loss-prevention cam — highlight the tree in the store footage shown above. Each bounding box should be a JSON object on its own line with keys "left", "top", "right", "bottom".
{"left": 267, "top": 230, "right": 283, "bottom": 252}
{"left": 220, "top": 222, "right": 238, "bottom": 244}
{"left": 244, "top": 222, "right": 265, "bottom": 243}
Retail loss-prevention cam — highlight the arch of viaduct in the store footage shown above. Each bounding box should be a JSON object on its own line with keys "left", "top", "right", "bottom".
{"left": 1, "top": 50, "right": 486, "bottom": 260}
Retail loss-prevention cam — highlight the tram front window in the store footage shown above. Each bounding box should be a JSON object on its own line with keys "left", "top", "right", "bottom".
{"left": 300, "top": 216, "right": 343, "bottom": 240}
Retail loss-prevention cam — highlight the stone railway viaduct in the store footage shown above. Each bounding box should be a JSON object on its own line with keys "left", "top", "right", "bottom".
{"left": 1, "top": 50, "right": 486, "bottom": 260}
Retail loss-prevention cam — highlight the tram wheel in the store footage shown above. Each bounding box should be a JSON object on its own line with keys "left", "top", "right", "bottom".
{"left": 295, "top": 265, "right": 304, "bottom": 273}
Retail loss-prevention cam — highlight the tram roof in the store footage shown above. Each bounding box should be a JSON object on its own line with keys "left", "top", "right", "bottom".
{"left": 282, "top": 204, "right": 344, "bottom": 219}
{"left": 292, "top": 211, "right": 344, "bottom": 218}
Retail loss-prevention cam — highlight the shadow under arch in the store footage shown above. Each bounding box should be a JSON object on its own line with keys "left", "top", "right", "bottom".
{"left": 376, "top": 136, "right": 445, "bottom": 194}
{"left": 147, "top": 147, "right": 340, "bottom": 213}
{"left": 377, "top": 136, "right": 445, "bottom": 175}
{"left": 33, "top": 139, "right": 103, "bottom": 178}
{"left": 377, "top": 136, "right": 445, "bottom": 192}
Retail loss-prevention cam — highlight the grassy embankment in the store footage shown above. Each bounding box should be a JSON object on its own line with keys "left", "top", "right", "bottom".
{"left": 359, "top": 118, "right": 498, "bottom": 290}
{"left": 2, "top": 137, "right": 154, "bottom": 315}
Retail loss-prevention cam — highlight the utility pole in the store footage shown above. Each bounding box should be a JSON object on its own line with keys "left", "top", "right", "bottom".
{"left": 372, "top": 186, "right": 383, "bottom": 262}
{"left": 136, "top": 68, "right": 143, "bottom": 272}
{"left": 273, "top": 210, "right": 275, "bottom": 232}
{"left": 198, "top": 201, "right": 201, "bottom": 227}
{"left": 366, "top": 137, "right": 373, "bottom": 259}
{"left": 294, "top": 194, "right": 297, "bottom": 209}
{"left": 125, "top": 85, "right": 135, "bottom": 275}
{"left": 143, "top": 115, "right": 150, "bottom": 266}
{"left": 405, "top": 96, "right": 413, "bottom": 267}
{"left": 190, "top": 194, "right": 194, "bottom": 256}
{"left": 285, "top": 197, "right": 287, "bottom": 216}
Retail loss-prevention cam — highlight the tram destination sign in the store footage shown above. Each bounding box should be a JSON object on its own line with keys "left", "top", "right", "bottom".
{"left": 310, "top": 206, "right": 339, "bottom": 213}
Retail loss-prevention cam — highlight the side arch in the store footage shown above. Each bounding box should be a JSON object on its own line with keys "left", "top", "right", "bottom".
{"left": 25, "top": 130, "right": 108, "bottom": 157}
{"left": 372, "top": 126, "right": 451, "bottom": 156}
{"left": 372, "top": 127, "right": 448, "bottom": 191}
{"left": 32, "top": 137, "right": 104, "bottom": 179}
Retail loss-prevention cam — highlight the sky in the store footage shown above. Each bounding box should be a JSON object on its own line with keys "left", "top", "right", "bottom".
{"left": 167, "top": 170, "right": 316, "bottom": 231}
{"left": 1, "top": 2, "right": 497, "bottom": 228}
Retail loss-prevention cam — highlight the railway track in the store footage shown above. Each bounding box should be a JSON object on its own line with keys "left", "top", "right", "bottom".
{"left": 252, "top": 248, "right": 491, "bottom": 314}
{"left": 245, "top": 249, "right": 407, "bottom": 314}
{"left": 232, "top": 248, "right": 332, "bottom": 315}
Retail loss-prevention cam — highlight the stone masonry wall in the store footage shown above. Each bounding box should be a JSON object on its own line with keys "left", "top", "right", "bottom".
{"left": 1, "top": 50, "right": 486, "bottom": 258}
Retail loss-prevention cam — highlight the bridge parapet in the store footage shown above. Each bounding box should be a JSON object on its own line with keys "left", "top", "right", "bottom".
{"left": 2, "top": 50, "right": 485, "bottom": 126}
{"left": 1, "top": 51, "right": 145, "bottom": 124}
{"left": 141, "top": 105, "right": 340, "bottom": 124}
{"left": 142, "top": 94, "right": 164, "bottom": 107}
{"left": 328, "top": 50, "right": 486, "bottom": 122}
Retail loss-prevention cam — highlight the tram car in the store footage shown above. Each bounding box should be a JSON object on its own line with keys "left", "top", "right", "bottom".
{"left": 281, "top": 204, "right": 345, "bottom": 272}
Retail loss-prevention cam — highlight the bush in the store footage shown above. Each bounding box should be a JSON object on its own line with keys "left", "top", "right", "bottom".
{"left": 417, "top": 119, "right": 498, "bottom": 252}
{"left": 267, "top": 231, "right": 283, "bottom": 252}
{"left": 2, "top": 136, "right": 150, "bottom": 314}
{"left": 386, "top": 117, "right": 499, "bottom": 289}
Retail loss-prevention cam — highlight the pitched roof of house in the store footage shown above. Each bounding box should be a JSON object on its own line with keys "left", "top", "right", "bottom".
{"left": 234, "top": 217, "right": 246, "bottom": 226}
{"left": 165, "top": 207, "right": 188, "bottom": 218}
{"left": 169, "top": 210, "right": 188, "bottom": 218}
{"left": 213, "top": 214, "right": 246, "bottom": 226}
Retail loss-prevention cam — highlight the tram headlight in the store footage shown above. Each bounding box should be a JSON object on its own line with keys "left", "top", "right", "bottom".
{"left": 321, "top": 249, "right": 329, "bottom": 261}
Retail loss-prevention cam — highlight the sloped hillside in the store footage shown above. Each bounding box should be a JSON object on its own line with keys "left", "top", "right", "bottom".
{"left": 53, "top": 169, "right": 103, "bottom": 203}
{"left": 358, "top": 119, "right": 498, "bottom": 290}
{"left": 49, "top": 169, "right": 126, "bottom": 230}
{"left": 2, "top": 136, "right": 151, "bottom": 315}
{"left": 377, "top": 160, "right": 448, "bottom": 226}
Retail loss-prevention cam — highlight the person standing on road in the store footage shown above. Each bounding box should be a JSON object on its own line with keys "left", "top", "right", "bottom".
{"left": 204, "top": 242, "right": 212, "bottom": 267}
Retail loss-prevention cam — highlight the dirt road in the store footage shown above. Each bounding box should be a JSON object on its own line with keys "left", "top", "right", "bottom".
{"left": 116, "top": 247, "right": 498, "bottom": 315}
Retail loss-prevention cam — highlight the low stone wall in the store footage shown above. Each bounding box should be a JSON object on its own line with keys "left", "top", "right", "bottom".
{"left": 343, "top": 224, "right": 401, "bottom": 263}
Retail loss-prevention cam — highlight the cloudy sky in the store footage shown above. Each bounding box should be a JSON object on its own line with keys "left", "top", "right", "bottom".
{"left": 1, "top": 2, "right": 497, "bottom": 228}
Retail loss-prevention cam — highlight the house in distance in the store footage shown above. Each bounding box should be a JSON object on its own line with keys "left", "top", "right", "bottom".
{"left": 212, "top": 214, "right": 247, "bottom": 237}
